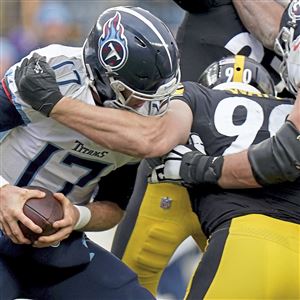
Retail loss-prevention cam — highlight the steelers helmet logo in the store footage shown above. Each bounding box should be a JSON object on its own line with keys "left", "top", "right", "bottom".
{"left": 289, "top": 0, "right": 300, "bottom": 20}
{"left": 98, "top": 12, "right": 128, "bottom": 71}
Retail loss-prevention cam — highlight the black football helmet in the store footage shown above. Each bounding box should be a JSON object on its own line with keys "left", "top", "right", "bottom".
{"left": 198, "top": 55, "right": 276, "bottom": 96}
{"left": 83, "top": 6, "right": 180, "bottom": 115}
{"left": 274, "top": 0, "right": 300, "bottom": 95}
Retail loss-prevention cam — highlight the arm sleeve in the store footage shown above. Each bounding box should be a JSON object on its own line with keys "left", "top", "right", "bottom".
{"left": 94, "top": 163, "right": 140, "bottom": 210}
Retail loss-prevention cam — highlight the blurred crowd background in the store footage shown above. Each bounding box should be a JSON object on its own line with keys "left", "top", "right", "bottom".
{"left": 0, "top": 0, "right": 184, "bottom": 77}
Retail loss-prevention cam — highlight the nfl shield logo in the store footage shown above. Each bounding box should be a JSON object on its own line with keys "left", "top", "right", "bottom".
{"left": 160, "top": 197, "right": 172, "bottom": 209}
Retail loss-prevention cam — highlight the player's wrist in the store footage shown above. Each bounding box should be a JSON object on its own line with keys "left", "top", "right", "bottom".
{"left": 49, "top": 96, "right": 69, "bottom": 117}
{"left": 180, "top": 151, "right": 223, "bottom": 185}
{"left": 73, "top": 205, "right": 92, "bottom": 231}
{"left": 39, "top": 90, "right": 64, "bottom": 117}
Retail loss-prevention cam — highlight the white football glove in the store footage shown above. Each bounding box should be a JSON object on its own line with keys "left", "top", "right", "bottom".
{"left": 148, "top": 133, "right": 205, "bottom": 184}
{"left": 286, "top": 36, "right": 300, "bottom": 94}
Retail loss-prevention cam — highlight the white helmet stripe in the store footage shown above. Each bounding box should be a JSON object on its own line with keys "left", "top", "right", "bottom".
{"left": 106, "top": 6, "right": 173, "bottom": 70}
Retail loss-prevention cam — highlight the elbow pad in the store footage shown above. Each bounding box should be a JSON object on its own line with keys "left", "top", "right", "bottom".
{"left": 180, "top": 151, "right": 224, "bottom": 185}
{"left": 248, "top": 121, "right": 300, "bottom": 185}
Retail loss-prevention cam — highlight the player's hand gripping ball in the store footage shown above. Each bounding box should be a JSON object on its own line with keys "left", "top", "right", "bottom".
{"left": 19, "top": 186, "right": 64, "bottom": 242}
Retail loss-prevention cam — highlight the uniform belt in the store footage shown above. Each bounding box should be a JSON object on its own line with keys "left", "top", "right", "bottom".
{"left": 1, "top": 77, "right": 12, "bottom": 102}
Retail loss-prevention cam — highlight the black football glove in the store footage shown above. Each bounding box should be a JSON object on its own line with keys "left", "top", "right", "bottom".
{"left": 15, "top": 53, "right": 63, "bottom": 117}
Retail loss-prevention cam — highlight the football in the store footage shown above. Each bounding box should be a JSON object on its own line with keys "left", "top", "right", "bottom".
{"left": 19, "top": 186, "right": 64, "bottom": 242}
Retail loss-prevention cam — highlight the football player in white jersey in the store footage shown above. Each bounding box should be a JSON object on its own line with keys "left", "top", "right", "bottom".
{"left": 0, "top": 6, "right": 180, "bottom": 299}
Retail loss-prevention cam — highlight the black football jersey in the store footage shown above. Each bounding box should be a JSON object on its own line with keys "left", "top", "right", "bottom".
{"left": 174, "top": 81, "right": 300, "bottom": 237}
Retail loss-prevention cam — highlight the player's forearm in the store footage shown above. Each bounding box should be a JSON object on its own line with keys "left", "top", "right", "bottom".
{"left": 51, "top": 98, "right": 190, "bottom": 158}
{"left": 233, "top": 0, "right": 284, "bottom": 50}
{"left": 51, "top": 97, "right": 160, "bottom": 157}
{"left": 218, "top": 150, "right": 261, "bottom": 189}
{"left": 83, "top": 202, "right": 124, "bottom": 231}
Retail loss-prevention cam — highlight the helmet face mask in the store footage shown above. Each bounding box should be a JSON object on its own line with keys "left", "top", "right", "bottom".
{"left": 104, "top": 71, "right": 180, "bottom": 115}
{"left": 274, "top": 25, "right": 295, "bottom": 58}
{"left": 274, "top": 0, "right": 300, "bottom": 95}
{"left": 198, "top": 55, "right": 276, "bottom": 96}
{"left": 83, "top": 6, "right": 180, "bottom": 116}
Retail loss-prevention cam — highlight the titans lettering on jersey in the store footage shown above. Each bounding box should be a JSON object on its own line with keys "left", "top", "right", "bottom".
{"left": 1, "top": 45, "right": 139, "bottom": 205}
{"left": 173, "top": 81, "right": 300, "bottom": 237}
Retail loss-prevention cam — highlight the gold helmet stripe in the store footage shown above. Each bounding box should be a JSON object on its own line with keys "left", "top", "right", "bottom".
{"left": 233, "top": 55, "right": 245, "bottom": 83}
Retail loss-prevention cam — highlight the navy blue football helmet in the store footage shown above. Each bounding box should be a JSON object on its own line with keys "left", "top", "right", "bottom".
{"left": 83, "top": 6, "right": 180, "bottom": 115}
{"left": 198, "top": 55, "right": 276, "bottom": 96}
{"left": 274, "top": 0, "right": 300, "bottom": 95}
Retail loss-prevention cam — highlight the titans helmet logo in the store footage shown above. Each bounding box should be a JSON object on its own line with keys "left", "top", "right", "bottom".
{"left": 289, "top": 0, "right": 300, "bottom": 20}
{"left": 98, "top": 12, "right": 128, "bottom": 71}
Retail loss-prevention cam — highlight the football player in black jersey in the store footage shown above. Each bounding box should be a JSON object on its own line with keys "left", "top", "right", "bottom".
{"left": 113, "top": 54, "right": 299, "bottom": 297}
{"left": 148, "top": 54, "right": 299, "bottom": 297}
{"left": 113, "top": 1, "right": 300, "bottom": 292}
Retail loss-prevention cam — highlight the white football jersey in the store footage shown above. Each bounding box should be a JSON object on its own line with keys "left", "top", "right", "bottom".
{"left": 1, "top": 45, "right": 140, "bottom": 205}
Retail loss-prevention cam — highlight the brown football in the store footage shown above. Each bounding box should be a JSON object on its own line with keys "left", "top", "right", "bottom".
{"left": 19, "top": 186, "right": 64, "bottom": 242}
